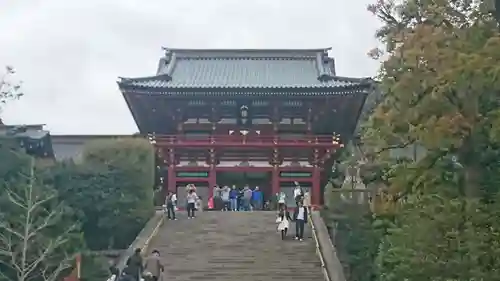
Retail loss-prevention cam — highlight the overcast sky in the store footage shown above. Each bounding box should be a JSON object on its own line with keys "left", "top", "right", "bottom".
{"left": 0, "top": 0, "right": 381, "bottom": 135}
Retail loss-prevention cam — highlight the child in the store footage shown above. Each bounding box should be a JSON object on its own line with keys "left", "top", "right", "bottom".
{"left": 276, "top": 205, "right": 292, "bottom": 240}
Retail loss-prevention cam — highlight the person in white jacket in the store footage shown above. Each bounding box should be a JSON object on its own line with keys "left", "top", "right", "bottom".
{"left": 293, "top": 181, "right": 304, "bottom": 206}
{"left": 186, "top": 189, "right": 198, "bottom": 219}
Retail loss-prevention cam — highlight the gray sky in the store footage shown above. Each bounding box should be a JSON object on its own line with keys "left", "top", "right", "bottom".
{"left": 0, "top": 0, "right": 381, "bottom": 135}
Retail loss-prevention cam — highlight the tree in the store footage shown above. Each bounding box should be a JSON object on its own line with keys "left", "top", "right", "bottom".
{"left": 0, "top": 159, "right": 82, "bottom": 281}
{"left": 44, "top": 138, "right": 155, "bottom": 250}
{"left": 0, "top": 65, "right": 23, "bottom": 120}
{"left": 0, "top": 138, "right": 31, "bottom": 186}
{"left": 364, "top": 0, "right": 500, "bottom": 279}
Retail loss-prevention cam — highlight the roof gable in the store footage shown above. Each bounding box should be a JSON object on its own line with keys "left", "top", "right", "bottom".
{"left": 119, "top": 48, "right": 370, "bottom": 90}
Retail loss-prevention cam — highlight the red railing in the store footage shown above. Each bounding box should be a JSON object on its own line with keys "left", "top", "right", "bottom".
{"left": 153, "top": 134, "right": 342, "bottom": 148}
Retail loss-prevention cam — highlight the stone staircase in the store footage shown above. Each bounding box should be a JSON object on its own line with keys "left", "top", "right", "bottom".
{"left": 147, "top": 211, "right": 325, "bottom": 281}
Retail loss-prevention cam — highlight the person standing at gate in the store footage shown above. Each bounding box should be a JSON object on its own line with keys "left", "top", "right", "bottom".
{"left": 293, "top": 181, "right": 304, "bottom": 206}
{"left": 213, "top": 185, "right": 222, "bottom": 210}
{"left": 229, "top": 185, "right": 238, "bottom": 211}
{"left": 293, "top": 200, "right": 308, "bottom": 241}
{"left": 221, "top": 185, "right": 230, "bottom": 211}
{"left": 237, "top": 186, "right": 244, "bottom": 211}
{"left": 165, "top": 191, "right": 177, "bottom": 220}
{"left": 186, "top": 189, "right": 198, "bottom": 219}
{"left": 242, "top": 185, "right": 253, "bottom": 211}
{"left": 251, "top": 186, "right": 263, "bottom": 210}
{"left": 277, "top": 191, "right": 286, "bottom": 210}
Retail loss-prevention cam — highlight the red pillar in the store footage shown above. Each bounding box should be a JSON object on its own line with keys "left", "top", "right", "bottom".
{"left": 208, "top": 166, "right": 216, "bottom": 196}
{"left": 272, "top": 166, "right": 280, "bottom": 197}
{"left": 167, "top": 165, "right": 176, "bottom": 193}
{"left": 312, "top": 166, "right": 320, "bottom": 209}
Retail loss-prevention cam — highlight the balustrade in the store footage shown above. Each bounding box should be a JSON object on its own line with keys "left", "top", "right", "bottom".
{"left": 153, "top": 134, "right": 342, "bottom": 147}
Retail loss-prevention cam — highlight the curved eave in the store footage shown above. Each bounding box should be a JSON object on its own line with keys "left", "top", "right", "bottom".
{"left": 118, "top": 82, "right": 373, "bottom": 97}
{"left": 118, "top": 81, "right": 146, "bottom": 132}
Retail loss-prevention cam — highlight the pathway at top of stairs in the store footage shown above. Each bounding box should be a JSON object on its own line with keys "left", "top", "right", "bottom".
{"left": 147, "top": 211, "right": 325, "bottom": 281}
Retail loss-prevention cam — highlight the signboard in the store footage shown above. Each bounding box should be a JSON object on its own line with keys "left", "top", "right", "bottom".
{"left": 176, "top": 171, "right": 209, "bottom": 178}
{"left": 279, "top": 172, "right": 312, "bottom": 178}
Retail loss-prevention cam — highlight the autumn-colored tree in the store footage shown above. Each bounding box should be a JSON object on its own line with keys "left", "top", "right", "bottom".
{"left": 363, "top": 0, "right": 500, "bottom": 280}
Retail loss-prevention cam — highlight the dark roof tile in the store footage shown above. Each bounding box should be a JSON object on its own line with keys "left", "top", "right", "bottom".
{"left": 119, "top": 48, "right": 370, "bottom": 90}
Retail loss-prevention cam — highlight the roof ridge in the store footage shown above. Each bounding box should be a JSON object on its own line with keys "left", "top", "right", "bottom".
{"left": 176, "top": 57, "right": 315, "bottom": 60}
{"left": 161, "top": 47, "right": 332, "bottom": 52}
{"left": 160, "top": 47, "right": 332, "bottom": 60}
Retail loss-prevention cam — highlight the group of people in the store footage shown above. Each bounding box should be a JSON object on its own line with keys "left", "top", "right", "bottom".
{"left": 164, "top": 184, "right": 202, "bottom": 220}
{"left": 212, "top": 184, "right": 264, "bottom": 211}
{"left": 162, "top": 183, "right": 311, "bottom": 228}
{"left": 276, "top": 183, "right": 310, "bottom": 241}
{"left": 112, "top": 248, "right": 164, "bottom": 281}
{"left": 113, "top": 183, "right": 310, "bottom": 281}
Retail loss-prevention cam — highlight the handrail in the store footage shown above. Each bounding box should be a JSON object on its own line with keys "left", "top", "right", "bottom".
{"left": 153, "top": 134, "right": 342, "bottom": 146}
{"left": 309, "top": 208, "right": 332, "bottom": 281}
{"left": 154, "top": 134, "right": 338, "bottom": 141}
{"left": 105, "top": 212, "right": 165, "bottom": 281}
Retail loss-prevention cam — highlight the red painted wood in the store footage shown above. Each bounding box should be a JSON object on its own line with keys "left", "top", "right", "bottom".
{"left": 272, "top": 167, "right": 280, "bottom": 196}
{"left": 213, "top": 166, "right": 272, "bottom": 172}
{"left": 156, "top": 142, "right": 339, "bottom": 148}
{"left": 155, "top": 134, "right": 337, "bottom": 143}
{"left": 167, "top": 166, "right": 176, "bottom": 192}
{"left": 173, "top": 177, "right": 209, "bottom": 182}
{"left": 278, "top": 166, "right": 323, "bottom": 172}
{"left": 208, "top": 168, "right": 216, "bottom": 196}
{"left": 170, "top": 166, "right": 209, "bottom": 171}
{"left": 172, "top": 166, "right": 323, "bottom": 173}
{"left": 278, "top": 177, "right": 313, "bottom": 183}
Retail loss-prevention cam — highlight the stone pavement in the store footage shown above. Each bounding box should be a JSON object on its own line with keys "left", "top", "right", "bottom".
{"left": 147, "top": 211, "right": 325, "bottom": 281}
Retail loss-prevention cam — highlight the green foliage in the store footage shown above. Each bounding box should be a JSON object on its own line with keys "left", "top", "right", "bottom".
{"left": 80, "top": 254, "right": 111, "bottom": 281}
{"left": 353, "top": 0, "right": 500, "bottom": 280}
{"left": 338, "top": 212, "right": 381, "bottom": 281}
{"left": 323, "top": 145, "right": 382, "bottom": 281}
{"left": 0, "top": 138, "right": 30, "bottom": 186}
{"left": 0, "top": 158, "right": 83, "bottom": 281}
{"left": 0, "top": 126, "right": 152, "bottom": 280}
{"left": 43, "top": 138, "right": 155, "bottom": 250}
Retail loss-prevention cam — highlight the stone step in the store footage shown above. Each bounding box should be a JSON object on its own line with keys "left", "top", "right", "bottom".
{"left": 147, "top": 211, "right": 325, "bottom": 281}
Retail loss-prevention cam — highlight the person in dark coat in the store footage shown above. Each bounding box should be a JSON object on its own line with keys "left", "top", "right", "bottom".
{"left": 293, "top": 201, "right": 308, "bottom": 241}
{"left": 125, "top": 248, "right": 143, "bottom": 281}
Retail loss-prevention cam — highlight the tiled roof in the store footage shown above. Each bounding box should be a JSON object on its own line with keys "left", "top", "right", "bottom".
{"left": 0, "top": 125, "right": 54, "bottom": 158}
{"left": 119, "top": 48, "right": 371, "bottom": 90}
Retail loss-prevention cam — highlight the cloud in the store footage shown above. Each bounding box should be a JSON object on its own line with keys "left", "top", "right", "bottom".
{"left": 0, "top": 0, "right": 381, "bottom": 134}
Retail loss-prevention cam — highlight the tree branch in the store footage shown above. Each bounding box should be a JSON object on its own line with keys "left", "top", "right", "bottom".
{"left": 374, "top": 140, "right": 416, "bottom": 155}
